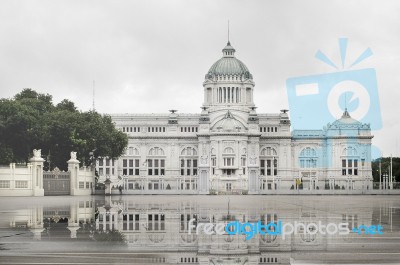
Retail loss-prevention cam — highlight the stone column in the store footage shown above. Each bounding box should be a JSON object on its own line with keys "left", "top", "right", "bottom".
{"left": 67, "top": 202, "right": 79, "bottom": 238}
{"left": 67, "top": 151, "right": 80, "bottom": 196}
{"left": 29, "top": 149, "right": 45, "bottom": 196}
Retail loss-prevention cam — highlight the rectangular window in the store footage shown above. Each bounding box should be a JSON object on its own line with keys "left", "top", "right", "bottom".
{"left": 86, "top": 182, "right": 90, "bottom": 189}
{"left": 15, "top": 181, "right": 28, "bottom": 189}
{"left": 343, "top": 158, "right": 358, "bottom": 176}
{"left": 99, "top": 159, "right": 104, "bottom": 166}
{"left": 79, "top": 182, "right": 84, "bottom": 189}
{"left": 180, "top": 158, "right": 197, "bottom": 175}
{"left": 123, "top": 159, "right": 140, "bottom": 176}
{"left": 148, "top": 159, "right": 165, "bottom": 176}
{"left": 260, "top": 158, "right": 277, "bottom": 176}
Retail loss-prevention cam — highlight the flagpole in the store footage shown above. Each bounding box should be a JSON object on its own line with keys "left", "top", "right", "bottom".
{"left": 379, "top": 158, "right": 382, "bottom": 190}
{"left": 390, "top": 154, "right": 393, "bottom": 189}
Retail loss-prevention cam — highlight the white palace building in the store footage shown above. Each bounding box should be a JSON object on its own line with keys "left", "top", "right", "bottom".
{"left": 97, "top": 41, "right": 374, "bottom": 195}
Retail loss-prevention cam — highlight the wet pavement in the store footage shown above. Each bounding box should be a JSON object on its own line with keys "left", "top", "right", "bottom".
{"left": 0, "top": 195, "right": 399, "bottom": 264}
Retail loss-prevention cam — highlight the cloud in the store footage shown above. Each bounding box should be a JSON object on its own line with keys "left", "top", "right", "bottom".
{"left": 0, "top": 0, "right": 399, "bottom": 155}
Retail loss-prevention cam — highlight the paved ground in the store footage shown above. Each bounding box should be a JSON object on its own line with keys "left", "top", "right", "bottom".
{"left": 0, "top": 195, "right": 399, "bottom": 264}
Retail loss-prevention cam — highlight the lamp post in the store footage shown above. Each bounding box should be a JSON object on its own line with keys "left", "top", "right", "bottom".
{"left": 383, "top": 173, "right": 388, "bottom": 190}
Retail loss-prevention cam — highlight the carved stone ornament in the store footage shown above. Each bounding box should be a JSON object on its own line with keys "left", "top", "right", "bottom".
{"left": 33, "top": 149, "right": 41, "bottom": 158}
{"left": 201, "top": 155, "right": 208, "bottom": 165}
{"left": 70, "top": 151, "right": 77, "bottom": 160}
{"left": 249, "top": 156, "right": 257, "bottom": 165}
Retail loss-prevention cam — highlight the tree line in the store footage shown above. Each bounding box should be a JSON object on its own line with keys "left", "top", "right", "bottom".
{"left": 0, "top": 88, "right": 128, "bottom": 170}
{"left": 371, "top": 157, "right": 400, "bottom": 182}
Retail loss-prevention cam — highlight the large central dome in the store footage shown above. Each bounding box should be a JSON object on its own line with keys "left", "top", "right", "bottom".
{"left": 205, "top": 42, "right": 253, "bottom": 79}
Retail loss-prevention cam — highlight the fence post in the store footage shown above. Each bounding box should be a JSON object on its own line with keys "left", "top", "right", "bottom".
{"left": 29, "top": 149, "right": 45, "bottom": 196}
{"left": 67, "top": 152, "right": 80, "bottom": 195}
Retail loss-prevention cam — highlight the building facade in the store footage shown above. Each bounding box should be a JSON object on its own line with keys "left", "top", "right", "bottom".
{"left": 97, "top": 41, "right": 374, "bottom": 194}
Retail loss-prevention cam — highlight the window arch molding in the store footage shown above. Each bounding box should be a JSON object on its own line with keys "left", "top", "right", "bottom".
{"left": 122, "top": 145, "right": 140, "bottom": 176}
{"left": 259, "top": 147, "right": 278, "bottom": 176}
{"left": 180, "top": 146, "right": 198, "bottom": 156}
{"left": 126, "top": 146, "right": 140, "bottom": 156}
{"left": 299, "top": 147, "right": 317, "bottom": 158}
{"left": 146, "top": 147, "right": 165, "bottom": 176}
{"left": 299, "top": 147, "right": 317, "bottom": 168}
{"left": 260, "top": 147, "right": 277, "bottom": 157}
{"left": 148, "top": 147, "right": 165, "bottom": 156}
{"left": 342, "top": 146, "right": 358, "bottom": 156}
{"left": 341, "top": 146, "right": 360, "bottom": 176}
{"left": 180, "top": 146, "right": 198, "bottom": 176}
{"left": 223, "top": 147, "right": 235, "bottom": 154}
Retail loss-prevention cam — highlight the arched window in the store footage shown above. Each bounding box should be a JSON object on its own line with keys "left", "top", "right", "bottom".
{"left": 180, "top": 147, "right": 198, "bottom": 176}
{"left": 122, "top": 146, "right": 140, "bottom": 176}
{"left": 147, "top": 147, "right": 165, "bottom": 176}
{"left": 127, "top": 147, "right": 140, "bottom": 156}
{"left": 342, "top": 147, "right": 358, "bottom": 156}
{"left": 299, "top": 147, "right": 317, "bottom": 168}
{"left": 180, "top": 147, "right": 197, "bottom": 156}
{"left": 260, "top": 147, "right": 277, "bottom": 156}
{"left": 223, "top": 147, "right": 235, "bottom": 154}
{"left": 260, "top": 147, "right": 278, "bottom": 176}
{"left": 341, "top": 146, "right": 359, "bottom": 176}
{"left": 300, "top": 147, "right": 317, "bottom": 157}
{"left": 148, "top": 147, "right": 165, "bottom": 156}
{"left": 222, "top": 147, "right": 235, "bottom": 173}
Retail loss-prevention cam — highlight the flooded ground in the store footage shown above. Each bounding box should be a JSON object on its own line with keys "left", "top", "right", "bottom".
{"left": 0, "top": 195, "right": 399, "bottom": 264}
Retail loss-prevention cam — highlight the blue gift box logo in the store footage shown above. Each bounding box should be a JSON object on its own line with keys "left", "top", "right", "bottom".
{"left": 286, "top": 38, "right": 382, "bottom": 130}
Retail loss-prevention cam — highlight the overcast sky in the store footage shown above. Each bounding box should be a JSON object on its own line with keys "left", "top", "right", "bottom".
{"left": 0, "top": 0, "right": 399, "bottom": 157}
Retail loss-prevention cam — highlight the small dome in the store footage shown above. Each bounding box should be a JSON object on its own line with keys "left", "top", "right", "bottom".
{"left": 212, "top": 111, "right": 246, "bottom": 132}
{"left": 205, "top": 42, "right": 252, "bottom": 79}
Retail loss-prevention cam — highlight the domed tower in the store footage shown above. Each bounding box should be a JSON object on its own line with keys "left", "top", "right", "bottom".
{"left": 203, "top": 42, "right": 255, "bottom": 111}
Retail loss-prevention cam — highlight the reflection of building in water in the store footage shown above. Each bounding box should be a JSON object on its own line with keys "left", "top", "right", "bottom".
{"left": 91, "top": 197, "right": 396, "bottom": 264}
{"left": 3, "top": 197, "right": 400, "bottom": 264}
{"left": 96, "top": 41, "right": 374, "bottom": 195}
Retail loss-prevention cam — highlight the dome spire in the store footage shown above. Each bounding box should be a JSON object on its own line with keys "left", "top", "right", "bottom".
{"left": 227, "top": 20, "right": 230, "bottom": 43}
{"left": 342, "top": 108, "right": 351, "bottom": 118}
{"left": 222, "top": 20, "right": 235, "bottom": 57}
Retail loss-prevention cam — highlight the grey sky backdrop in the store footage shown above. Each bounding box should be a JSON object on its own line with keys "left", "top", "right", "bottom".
{"left": 0, "top": 0, "right": 399, "bottom": 157}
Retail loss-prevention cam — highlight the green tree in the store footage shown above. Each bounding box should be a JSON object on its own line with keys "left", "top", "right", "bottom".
{"left": 0, "top": 89, "right": 128, "bottom": 170}
{"left": 372, "top": 157, "right": 400, "bottom": 182}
